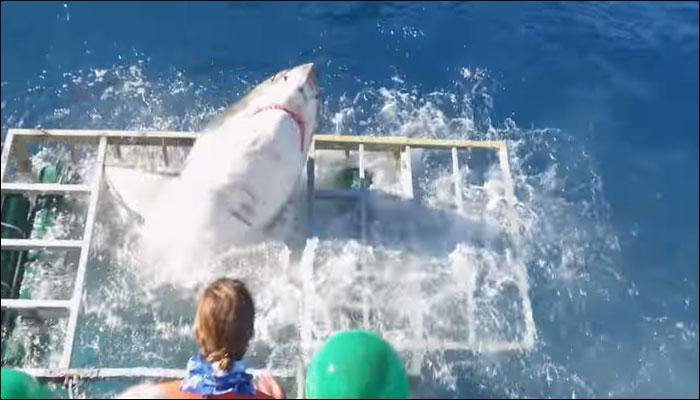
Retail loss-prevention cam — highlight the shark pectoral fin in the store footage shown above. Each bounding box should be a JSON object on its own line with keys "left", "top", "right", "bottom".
{"left": 104, "top": 165, "right": 178, "bottom": 219}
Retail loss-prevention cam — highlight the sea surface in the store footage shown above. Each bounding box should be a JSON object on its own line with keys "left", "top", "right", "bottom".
{"left": 1, "top": 2, "right": 698, "bottom": 398}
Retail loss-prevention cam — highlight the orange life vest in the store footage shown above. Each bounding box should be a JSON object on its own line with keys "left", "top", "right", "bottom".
{"left": 157, "top": 380, "right": 274, "bottom": 399}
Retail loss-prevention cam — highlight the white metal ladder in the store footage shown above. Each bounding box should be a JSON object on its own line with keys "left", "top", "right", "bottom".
{"left": 1, "top": 131, "right": 107, "bottom": 370}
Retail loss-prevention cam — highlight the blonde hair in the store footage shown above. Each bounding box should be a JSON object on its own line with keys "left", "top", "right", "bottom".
{"left": 194, "top": 278, "right": 255, "bottom": 371}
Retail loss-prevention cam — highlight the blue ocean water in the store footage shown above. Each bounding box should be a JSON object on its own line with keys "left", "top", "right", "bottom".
{"left": 1, "top": 1, "right": 698, "bottom": 398}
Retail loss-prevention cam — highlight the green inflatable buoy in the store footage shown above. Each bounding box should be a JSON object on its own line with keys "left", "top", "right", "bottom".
{"left": 305, "top": 330, "right": 410, "bottom": 399}
{"left": 1, "top": 369, "right": 54, "bottom": 399}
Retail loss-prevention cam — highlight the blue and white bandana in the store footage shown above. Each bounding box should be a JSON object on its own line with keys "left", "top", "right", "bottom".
{"left": 180, "top": 354, "right": 256, "bottom": 396}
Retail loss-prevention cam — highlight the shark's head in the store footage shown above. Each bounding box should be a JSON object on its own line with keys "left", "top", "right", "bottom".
{"left": 256, "top": 63, "right": 320, "bottom": 151}
{"left": 216, "top": 63, "right": 320, "bottom": 151}
{"left": 266, "top": 63, "right": 320, "bottom": 131}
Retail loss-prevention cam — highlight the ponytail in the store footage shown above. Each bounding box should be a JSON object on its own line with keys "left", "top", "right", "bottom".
{"left": 206, "top": 349, "right": 233, "bottom": 371}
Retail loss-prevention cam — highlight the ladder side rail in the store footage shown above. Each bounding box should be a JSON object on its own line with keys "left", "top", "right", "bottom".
{"left": 59, "top": 137, "right": 107, "bottom": 369}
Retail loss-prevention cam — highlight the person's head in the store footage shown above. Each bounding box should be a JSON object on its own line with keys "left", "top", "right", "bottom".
{"left": 194, "top": 278, "right": 255, "bottom": 370}
{"left": 305, "top": 330, "right": 410, "bottom": 399}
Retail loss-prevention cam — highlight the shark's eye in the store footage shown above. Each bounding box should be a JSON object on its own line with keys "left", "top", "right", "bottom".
{"left": 284, "top": 75, "right": 288, "bottom": 81}
{"left": 298, "top": 87, "right": 304, "bottom": 94}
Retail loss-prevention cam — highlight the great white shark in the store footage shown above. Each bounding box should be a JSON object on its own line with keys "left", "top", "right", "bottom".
{"left": 105, "top": 63, "right": 320, "bottom": 273}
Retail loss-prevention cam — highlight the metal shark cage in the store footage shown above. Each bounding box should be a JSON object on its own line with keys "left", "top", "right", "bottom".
{"left": 1, "top": 128, "right": 536, "bottom": 398}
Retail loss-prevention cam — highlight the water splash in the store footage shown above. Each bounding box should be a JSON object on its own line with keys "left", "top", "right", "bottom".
{"left": 4, "top": 59, "right": 688, "bottom": 399}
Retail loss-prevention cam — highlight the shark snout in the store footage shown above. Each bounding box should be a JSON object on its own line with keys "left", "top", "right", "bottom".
{"left": 304, "top": 63, "right": 318, "bottom": 91}
{"left": 286, "top": 63, "right": 320, "bottom": 136}
{"left": 287, "top": 62, "right": 318, "bottom": 94}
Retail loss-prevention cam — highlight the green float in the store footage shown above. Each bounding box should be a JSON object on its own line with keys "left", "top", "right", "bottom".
{"left": 1, "top": 369, "right": 55, "bottom": 399}
{"left": 305, "top": 330, "right": 410, "bottom": 399}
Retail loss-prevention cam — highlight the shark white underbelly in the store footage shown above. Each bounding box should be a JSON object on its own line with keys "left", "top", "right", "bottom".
{"left": 105, "top": 63, "right": 319, "bottom": 275}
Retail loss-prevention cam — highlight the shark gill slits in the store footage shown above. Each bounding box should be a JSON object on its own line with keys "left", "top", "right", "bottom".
{"left": 240, "top": 202, "right": 255, "bottom": 216}
{"left": 242, "top": 188, "right": 256, "bottom": 201}
{"left": 227, "top": 207, "right": 253, "bottom": 227}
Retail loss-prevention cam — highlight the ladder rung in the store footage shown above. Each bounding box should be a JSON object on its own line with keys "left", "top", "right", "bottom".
{"left": 1, "top": 299, "right": 72, "bottom": 314}
{"left": 1, "top": 238, "right": 83, "bottom": 251}
{"left": 315, "top": 189, "right": 363, "bottom": 199}
{"left": 1, "top": 183, "right": 91, "bottom": 195}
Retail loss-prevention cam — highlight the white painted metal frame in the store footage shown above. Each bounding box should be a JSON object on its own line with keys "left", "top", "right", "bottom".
{"left": 0, "top": 299, "right": 72, "bottom": 315}
{"left": 0, "top": 238, "right": 83, "bottom": 251}
{"left": 1, "top": 130, "right": 108, "bottom": 371}
{"left": 1, "top": 183, "right": 91, "bottom": 195}
{"left": 304, "top": 134, "right": 537, "bottom": 377}
{"left": 1, "top": 129, "right": 536, "bottom": 392}
{"left": 60, "top": 136, "right": 106, "bottom": 368}
{"left": 15, "top": 366, "right": 296, "bottom": 381}
{"left": 0, "top": 128, "right": 299, "bottom": 390}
